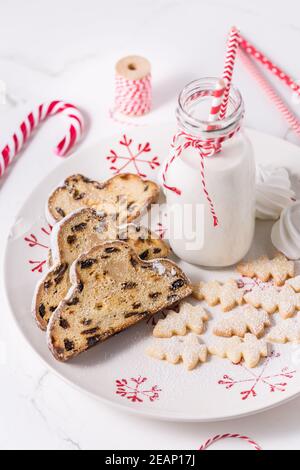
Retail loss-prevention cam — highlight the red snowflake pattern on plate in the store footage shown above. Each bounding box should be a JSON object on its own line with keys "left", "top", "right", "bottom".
{"left": 28, "top": 260, "right": 48, "bottom": 274}
{"left": 24, "top": 223, "right": 52, "bottom": 274}
{"left": 115, "top": 376, "right": 162, "bottom": 403}
{"left": 218, "top": 352, "right": 296, "bottom": 400}
{"left": 107, "top": 134, "right": 160, "bottom": 178}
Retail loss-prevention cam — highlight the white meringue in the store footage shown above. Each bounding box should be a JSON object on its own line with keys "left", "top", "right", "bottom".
{"left": 271, "top": 201, "right": 300, "bottom": 260}
{"left": 256, "top": 165, "right": 295, "bottom": 220}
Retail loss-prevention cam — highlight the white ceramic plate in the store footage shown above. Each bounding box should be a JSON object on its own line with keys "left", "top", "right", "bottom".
{"left": 4, "top": 124, "right": 300, "bottom": 422}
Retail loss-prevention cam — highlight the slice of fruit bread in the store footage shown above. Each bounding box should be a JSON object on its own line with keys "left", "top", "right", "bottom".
{"left": 46, "top": 173, "right": 160, "bottom": 225}
{"left": 47, "top": 241, "right": 192, "bottom": 361}
{"left": 33, "top": 208, "right": 171, "bottom": 330}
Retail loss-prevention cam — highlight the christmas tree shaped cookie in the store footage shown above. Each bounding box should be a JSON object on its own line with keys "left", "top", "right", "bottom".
{"left": 213, "top": 305, "right": 270, "bottom": 338}
{"left": 208, "top": 334, "right": 269, "bottom": 368}
{"left": 153, "top": 302, "right": 209, "bottom": 338}
{"left": 192, "top": 279, "right": 244, "bottom": 312}
{"left": 237, "top": 253, "right": 294, "bottom": 286}
{"left": 147, "top": 334, "right": 208, "bottom": 370}
{"left": 244, "top": 285, "right": 300, "bottom": 319}
{"left": 268, "top": 318, "right": 300, "bottom": 344}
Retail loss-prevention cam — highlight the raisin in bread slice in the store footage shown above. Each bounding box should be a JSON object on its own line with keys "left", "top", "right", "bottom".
{"left": 47, "top": 241, "right": 192, "bottom": 361}
{"left": 46, "top": 173, "right": 159, "bottom": 225}
{"left": 33, "top": 208, "right": 171, "bottom": 330}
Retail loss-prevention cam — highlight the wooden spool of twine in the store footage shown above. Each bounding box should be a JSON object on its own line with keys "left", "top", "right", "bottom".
{"left": 114, "top": 55, "right": 152, "bottom": 116}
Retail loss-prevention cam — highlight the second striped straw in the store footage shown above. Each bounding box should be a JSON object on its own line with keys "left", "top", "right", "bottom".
{"left": 208, "top": 78, "right": 226, "bottom": 123}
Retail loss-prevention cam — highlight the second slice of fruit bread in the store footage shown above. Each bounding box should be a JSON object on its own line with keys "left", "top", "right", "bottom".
{"left": 46, "top": 173, "right": 160, "bottom": 225}
{"left": 33, "top": 208, "right": 171, "bottom": 330}
{"left": 47, "top": 241, "right": 192, "bottom": 361}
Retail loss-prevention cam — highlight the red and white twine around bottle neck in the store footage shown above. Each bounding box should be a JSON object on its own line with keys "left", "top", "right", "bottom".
{"left": 162, "top": 122, "right": 241, "bottom": 227}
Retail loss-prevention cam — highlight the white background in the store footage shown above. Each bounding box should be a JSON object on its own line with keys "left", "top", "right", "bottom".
{"left": 1, "top": 0, "right": 300, "bottom": 450}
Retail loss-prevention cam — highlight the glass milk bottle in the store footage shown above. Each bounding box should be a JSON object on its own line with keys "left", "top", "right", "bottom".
{"left": 163, "top": 78, "right": 256, "bottom": 267}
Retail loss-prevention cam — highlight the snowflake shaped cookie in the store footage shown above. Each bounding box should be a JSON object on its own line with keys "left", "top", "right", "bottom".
{"left": 237, "top": 253, "right": 294, "bottom": 286}
{"left": 208, "top": 333, "right": 269, "bottom": 368}
{"left": 244, "top": 284, "right": 300, "bottom": 319}
{"left": 192, "top": 279, "right": 244, "bottom": 312}
{"left": 146, "top": 334, "right": 208, "bottom": 370}
{"left": 153, "top": 302, "right": 209, "bottom": 338}
{"left": 268, "top": 319, "right": 300, "bottom": 344}
{"left": 213, "top": 305, "right": 271, "bottom": 338}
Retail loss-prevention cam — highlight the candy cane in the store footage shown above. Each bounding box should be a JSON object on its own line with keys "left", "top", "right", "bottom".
{"left": 0, "top": 100, "right": 84, "bottom": 178}
{"left": 199, "top": 433, "right": 262, "bottom": 451}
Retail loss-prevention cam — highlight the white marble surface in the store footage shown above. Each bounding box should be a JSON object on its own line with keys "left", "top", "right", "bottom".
{"left": 1, "top": 0, "right": 300, "bottom": 450}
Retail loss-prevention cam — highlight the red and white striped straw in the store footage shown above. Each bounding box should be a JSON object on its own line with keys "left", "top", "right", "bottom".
{"left": 219, "top": 26, "right": 241, "bottom": 119}
{"left": 0, "top": 100, "right": 84, "bottom": 178}
{"left": 199, "top": 433, "right": 262, "bottom": 451}
{"left": 208, "top": 78, "right": 226, "bottom": 123}
{"left": 239, "top": 34, "right": 300, "bottom": 98}
{"left": 239, "top": 50, "right": 300, "bottom": 136}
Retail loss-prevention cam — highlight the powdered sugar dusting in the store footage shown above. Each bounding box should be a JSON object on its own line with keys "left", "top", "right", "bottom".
{"left": 95, "top": 219, "right": 108, "bottom": 233}
{"left": 152, "top": 260, "right": 166, "bottom": 275}
{"left": 244, "top": 284, "right": 300, "bottom": 319}
{"left": 193, "top": 279, "right": 243, "bottom": 311}
{"left": 268, "top": 318, "right": 300, "bottom": 343}
{"left": 147, "top": 334, "right": 208, "bottom": 370}
{"left": 214, "top": 305, "right": 270, "bottom": 338}
{"left": 237, "top": 253, "right": 294, "bottom": 286}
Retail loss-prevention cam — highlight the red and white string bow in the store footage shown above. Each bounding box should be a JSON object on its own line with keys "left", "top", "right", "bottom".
{"left": 162, "top": 127, "right": 240, "bottom": 227}
{"left": 0, "top": 100, "right": 84, "bottom": 179}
